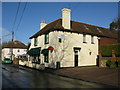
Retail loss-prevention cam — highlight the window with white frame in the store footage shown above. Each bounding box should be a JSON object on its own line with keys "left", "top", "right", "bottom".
{"left": 34, "top": 37, "right": 38, "bottom": 46}
{"left": 58, "top": 38, "right": 62, "bottom": 43}
{"left": 83, "top": 34, "right": 86, "bottom": 43}
{"left": 45, "top": 33, "right": 49, "bottom": 44}
{"left": 18, "top": 49, "right": 20, "bottom": 52}
{"left": 91, "top": 35, "right": 94, "bottom": 44}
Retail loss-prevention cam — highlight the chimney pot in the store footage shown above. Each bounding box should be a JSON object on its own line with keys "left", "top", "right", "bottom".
{"left": 40, "top": 20, "right": 47, "bottom": 30}
{"left": 41, "top": 20, "right": 46, "bottom": 23}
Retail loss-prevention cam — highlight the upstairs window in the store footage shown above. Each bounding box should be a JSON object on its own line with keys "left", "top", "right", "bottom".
{"left": 59, "top": 38, "right": 62, "bottom": 43}
{"left": 18, "top": 49, "right": 20, "bottom": 52}
{"left": 91, "top": 35, "right": 94, "bottom": 44}
{"left": 34, "top": 37, "right": 37, "bottom": 46}
{"left": 83, "top": 34, "right": 86, "bottom": 43}
{"left": 45, "top": 33, "right": 49, "bottom": 44}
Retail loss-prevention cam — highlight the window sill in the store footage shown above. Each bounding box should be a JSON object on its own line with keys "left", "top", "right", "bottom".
{"left": 45, "top": 42, "right": 49, "bottom": 44}
{"left": 83, "top": 42, "right": 87, "bottom": 44}
{"left": 91, "top": 42, "right": 95, "bottom": 44}
{"left": 32, "top": 62, "right": 40, "bottom": 64}
{"left": 44, "top": 61, "right": 49, "bottom": 63}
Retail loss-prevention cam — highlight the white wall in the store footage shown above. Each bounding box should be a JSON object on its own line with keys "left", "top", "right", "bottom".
{"left": 2, "top": 48, "right": 10, "bottom": 60}
{"left": 2, "top": 48, "right": 27, "bottom": 60}
{"left": 29, "top": 30, "right": 98, "bottom": 68}
{"left": 48, "top": 31, "right": 98, "bottom": 68}
{"left": 13, "top": 48, "right": 27, "bottom": 57}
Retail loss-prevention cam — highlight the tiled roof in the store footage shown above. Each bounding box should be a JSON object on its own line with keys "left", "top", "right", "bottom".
{"left": 2, "top": 40, "right": 27, "bottom": 49}
{"left": 30, "top": 18, "right": 118, "bottom": 39}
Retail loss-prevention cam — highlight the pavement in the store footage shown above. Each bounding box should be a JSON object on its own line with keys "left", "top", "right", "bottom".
{"left": 44, "top": 66, "right": 120, "bottom": 87}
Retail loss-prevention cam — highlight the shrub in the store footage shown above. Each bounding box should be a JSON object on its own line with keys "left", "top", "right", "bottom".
{"left": 115, "top": 61, "right": 118, "bottom": 67}
{"left": 101, "top": 44, "right": 120, "bottom": 57}
{"left": 110, "top": 60, "right": 117, "bottom": 68}
{"left": 105, "top": 59, "right": 120, "bottom": 68}
{"left": 106, "top": 60, "right": 111, "bottom": 67}
{"left": 117, "top": 59, "right": 120, "bottom": 68}
{"left": 101, "top": 45, "right": 112, "bottom": 57}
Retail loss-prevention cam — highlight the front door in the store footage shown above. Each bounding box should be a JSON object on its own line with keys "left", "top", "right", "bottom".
{"left": 74, "top": 51, "right": 78, "bottom": 67}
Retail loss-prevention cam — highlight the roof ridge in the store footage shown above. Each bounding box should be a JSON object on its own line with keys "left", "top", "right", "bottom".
{"left": 30, "top": 18, "right": 62, "bottom": 39}
{"left": 30, "top": 18, "right": 117, "bottom": 39}
{"left": 37, "top": 18, "right": 61, "bottom": 32}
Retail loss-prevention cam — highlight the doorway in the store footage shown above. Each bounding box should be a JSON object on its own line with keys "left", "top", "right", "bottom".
{"left": 74, "top": 51, "right": 78, "bottom": 67}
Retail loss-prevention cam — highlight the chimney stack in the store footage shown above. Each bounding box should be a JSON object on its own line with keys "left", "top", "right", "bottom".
{"left": 62, "top": 8, "right": 71, "bottom": 29}
{"left": 40, "top": 20, "right": 47, "bottom": 30}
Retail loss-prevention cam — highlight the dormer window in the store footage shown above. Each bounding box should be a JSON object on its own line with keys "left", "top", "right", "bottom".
{"left": 45, "top": 33, "right": 49, "bottom": 44}
{"left": 97, "top": 28, "right": 101, "bottom": 32}
{"left": 83, "top": 25, "right": 89, "bottom": 30}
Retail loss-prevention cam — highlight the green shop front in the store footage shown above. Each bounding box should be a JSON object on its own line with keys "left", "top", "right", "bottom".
{"left": 27, "top": 47, "right": 41, "bottom": 64}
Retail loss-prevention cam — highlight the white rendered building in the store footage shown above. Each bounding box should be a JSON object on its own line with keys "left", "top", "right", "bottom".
{"left": 28, "top": 8, "right": 114, "bottom": 69}
{"left": 2, "top": 40, "right": 27, "bottom": 60}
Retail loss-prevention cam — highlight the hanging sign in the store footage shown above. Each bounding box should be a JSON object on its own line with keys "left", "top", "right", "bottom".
{"left": 48, "top": 46, "right": 54, "bottom": 50}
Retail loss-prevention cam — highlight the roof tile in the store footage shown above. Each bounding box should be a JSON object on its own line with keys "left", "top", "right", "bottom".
{"left": 30, "top": 18, "right": 118, "bottom": 39}
{"left": 2, "top": 40, "right": 27, "bottom": 49}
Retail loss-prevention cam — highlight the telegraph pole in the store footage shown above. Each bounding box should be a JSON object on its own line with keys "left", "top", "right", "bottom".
{"left": 10, "top": 31, "right": 14, "bottom": 60}
{"left": 0, "top": 38, "right": 1, "bottom": 61}
{"left": 12, "top": 31, "right": 14, "bottom": 42}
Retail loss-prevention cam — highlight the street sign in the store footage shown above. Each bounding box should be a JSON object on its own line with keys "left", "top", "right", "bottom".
{"left": 58, "top": 34, "right": 67, "bottom": 39}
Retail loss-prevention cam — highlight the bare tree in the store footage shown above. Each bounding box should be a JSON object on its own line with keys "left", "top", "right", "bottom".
{"left": 49, "top": 32, "right": 73, "bottom": 68}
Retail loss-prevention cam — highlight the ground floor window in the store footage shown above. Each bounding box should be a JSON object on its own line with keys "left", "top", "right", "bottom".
{"left": 41, "top": 49, "right": 49, "bottom": 63}
{"left": 32, "top": 56, "right": 40, "bottom": 64}
{"left": 36, "top": 56, "right": 40, "bottom": 64}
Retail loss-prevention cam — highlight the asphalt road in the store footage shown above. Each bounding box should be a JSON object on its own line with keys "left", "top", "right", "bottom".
{"left": 2, "top": 64, "right": 118, "bottom": 88}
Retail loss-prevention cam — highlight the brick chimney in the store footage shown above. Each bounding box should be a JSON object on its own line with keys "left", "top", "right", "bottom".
{"left": 62, "top": 8, "right": 71, "bottom": 29}
{"left": 40, "top": 20, "right": 47, "bottom": 30}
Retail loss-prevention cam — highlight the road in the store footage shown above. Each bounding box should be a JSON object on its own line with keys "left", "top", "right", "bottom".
{"left": 2, "top": 64, "right": 118, "bottom": 88}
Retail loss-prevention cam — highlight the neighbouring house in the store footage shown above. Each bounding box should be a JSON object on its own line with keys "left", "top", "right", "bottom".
{"left": 27, "top": 8, "right": 118, "bottom": 69}
{"left": 2, "top": 40, "right": 28, "bottom": 62}
{"left": 98, "top": 29, "right": 118, "bottom": 48}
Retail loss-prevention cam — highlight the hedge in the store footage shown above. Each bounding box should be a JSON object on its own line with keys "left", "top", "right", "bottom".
{"left": 101, "top": 44, "right": 120, "bottom": 57}
{"left": 105, "top": 58, "right": 120, "bottom": 68}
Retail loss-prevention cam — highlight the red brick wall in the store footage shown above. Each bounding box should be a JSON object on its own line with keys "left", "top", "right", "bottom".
{"left": 99, "top": 37, "right": 118, "bottom": 46}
